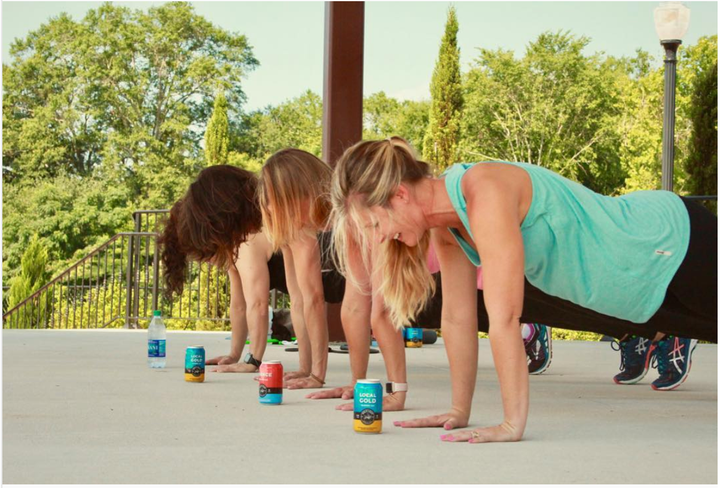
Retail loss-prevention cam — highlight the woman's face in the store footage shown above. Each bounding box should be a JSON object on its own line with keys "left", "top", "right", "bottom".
{"left": 364, "top": 186, "right": 425, "bottom": 247}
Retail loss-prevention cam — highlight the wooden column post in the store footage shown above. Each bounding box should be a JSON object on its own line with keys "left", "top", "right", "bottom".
{"left": 322, "top": 1, "right": 364, "bottom": 342}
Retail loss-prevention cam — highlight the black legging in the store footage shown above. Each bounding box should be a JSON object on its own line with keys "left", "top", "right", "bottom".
{"left": 416, "top": 197, "right": 717, "bottom": 343}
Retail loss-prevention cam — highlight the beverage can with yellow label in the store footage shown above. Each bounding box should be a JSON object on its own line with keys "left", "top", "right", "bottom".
{"left": 353, "top": 379, "right": 382, "bottom": 434}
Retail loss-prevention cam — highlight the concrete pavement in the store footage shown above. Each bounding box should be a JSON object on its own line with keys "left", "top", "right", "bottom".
{"left": 2, "top": 329, "right": 717, "bottom": 484}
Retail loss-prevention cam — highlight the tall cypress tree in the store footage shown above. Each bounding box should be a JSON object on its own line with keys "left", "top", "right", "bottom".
{"left": 422, "top": 6, "right": 463, "bottom": 172}
{"left": 205, "top": 92, "right": 230, "bottom": 167}
{"left": 685, "top": 62, "right": 717, "bottom": 213}
{"left": 8, "top": 235, "right": 50, "bottom": 325}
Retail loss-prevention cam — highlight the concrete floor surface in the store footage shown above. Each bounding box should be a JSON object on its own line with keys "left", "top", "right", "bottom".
{"left": 2, "top": 329, "right": 717, "bottom": 484}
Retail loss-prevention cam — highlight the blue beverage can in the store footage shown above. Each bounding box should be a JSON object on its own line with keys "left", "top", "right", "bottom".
{"left": 354, "top": 379, "right": 383, "bottom": 433}
{"left": 405, "top": 327, "right": 423, "bottom": 348}
{"left": 259, "top": 360, "right": 283, "bottom": 405}
{"left": 185, "top": 346, "right": 205, "bottom": 382}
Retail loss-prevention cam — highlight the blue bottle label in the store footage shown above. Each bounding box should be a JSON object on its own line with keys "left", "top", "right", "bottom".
{"left": 157, "top": 340, "right": 166, "bottom": 358}
{"left": 148, "top": 340, "right": 157, "bottom": 357}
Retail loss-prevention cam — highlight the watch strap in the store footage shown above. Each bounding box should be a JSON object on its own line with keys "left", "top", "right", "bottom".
{"left": 385, "top": 382, "right": 408, "bottom": 394}
{"left": 244, "top": 354, "right": 262, "bottom": 368}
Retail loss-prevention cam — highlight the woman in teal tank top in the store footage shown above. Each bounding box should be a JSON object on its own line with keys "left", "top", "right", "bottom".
{"left": 331, "top": 138, "right": 716, "bottom": 443}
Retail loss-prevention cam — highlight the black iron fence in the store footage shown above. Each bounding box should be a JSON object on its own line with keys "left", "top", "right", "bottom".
{"left": 2, "top": 210, "right": 288, "bottom": 330}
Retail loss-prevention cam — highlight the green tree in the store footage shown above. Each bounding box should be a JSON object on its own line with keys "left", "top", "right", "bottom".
{"left": 363, "top": 92, "right": 430, "bottom": 154}
{"left": 423, "top": 6, "right": 463, "bottom": 172}
{"left": 3, "top": 2, "right": 258, "bottom": 190}
{"left": 684, "top": 62, "right": 717, "bottom": 212}
{"left": 2, "top": 175, "right": 133, "bottom": 286}
{"left": 461, "top": 32, "right": 626, "bottom": 194}
{"left": 7, "top": 235, "right": 51, "bottom": 326}
{"left": 205, "top": 92, "right": 230, "bottom": 166}
{"left": 234, "top": 90, "right": 323, "bottom": 160}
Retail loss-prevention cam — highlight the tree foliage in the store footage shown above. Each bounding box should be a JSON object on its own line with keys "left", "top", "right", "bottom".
{"left": 685, "top": 61, "right": 717, "bottom": 212}
{"left": 422, "top": 6, "right": 463, "bottom": 171}
{"left": 8, "top": 235, "right": 50, "bottom": 311}
{"left": 363, "top": 92, "right": 430, "bottom": 154}
{"left": 461, "top": 31, "right": 627, "bottom": 194}
{"left": 205, "top": 92, "right": 230, "bottom": 166}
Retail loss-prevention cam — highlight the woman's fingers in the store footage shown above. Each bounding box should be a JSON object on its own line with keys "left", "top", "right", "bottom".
{"left": 440, "top": 426, "right": 522, "bottom": 443}
{"left": 335, "top": 402, "right": 354, "bottom": 411}
{"left": 306, "top": 387, "right": 344, "bottom": 399}
{"left": 286, "top": 376, "right": 324, "bottom": 390}
{"left": 393, "top": 415, "right": 444, "bottom": 428}
{"left": 440, "top": 430, "right": 475, "bottom": 442}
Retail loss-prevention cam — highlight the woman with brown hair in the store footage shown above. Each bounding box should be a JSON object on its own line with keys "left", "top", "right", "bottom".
{"left": 330, "top": 138, "right": 716, "bottom": 443}
{"left": 159, "top": 165, "right": 303, "bottom": 373}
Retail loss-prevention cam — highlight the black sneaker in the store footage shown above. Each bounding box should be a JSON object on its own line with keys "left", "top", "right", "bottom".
{"left": 524, "top": 324, "right": 552, "bottom": 375}
{"left": 612, "top": 335, "right": 656, "bottom": 385}
{"left": 651, "top": 335, "right": 698, "bottom": 391}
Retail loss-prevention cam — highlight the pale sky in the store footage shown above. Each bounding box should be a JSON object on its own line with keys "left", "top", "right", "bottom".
{"left": 2, "top": 1, "right": 718, "bottom": 111}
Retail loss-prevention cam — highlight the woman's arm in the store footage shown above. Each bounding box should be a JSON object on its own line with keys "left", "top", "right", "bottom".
{"left": 306, "top": 277, "right": 370, "bottom": 402}
{"left": 285, "top": 234, "right": 329, "bottom": 389}
{"left": 281, "top": 245, "right": 311, "bottom": 379}
{"left": 447, "top": 170, "right": 528, "bottom": 443}
{"left": 207, "top": 264, "right": 248, "bottom": 369}
{"left": 394, "top": 228, "right": 478, "bottom": 430}
{"left": 367, "top": 242, "right": 407, "bottom": 412}
{"left": 233, "top": 235, "right": 271, "bottom": 369}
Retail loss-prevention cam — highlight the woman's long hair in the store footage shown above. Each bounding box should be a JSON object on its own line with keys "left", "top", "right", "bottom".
{"left": 258, "top": 148, "right": 332, "bottom": 251}
{"left": 158, "top": 165, "right": 262, "bottom": 297}
{"left": 330, "top": 138, "right": 435, "bottom": 330}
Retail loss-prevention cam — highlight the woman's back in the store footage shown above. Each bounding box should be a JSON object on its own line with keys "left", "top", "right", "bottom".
{"left": 444, "top": 161, "right": 690, "bottom": 323}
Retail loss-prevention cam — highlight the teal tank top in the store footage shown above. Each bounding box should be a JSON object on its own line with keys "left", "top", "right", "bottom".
{"left": 443, "top": 162, "right": 690, "bottom": 324}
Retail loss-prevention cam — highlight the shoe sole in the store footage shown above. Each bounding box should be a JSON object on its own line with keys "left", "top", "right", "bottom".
{"left": 651, "top": 340, "right": 698, "bottom": 391}
{"left": 613, "top": 343, "right": 658, "bottom": 385}
{"left": 529, "top": 329, "right": 552, "bottom": 375}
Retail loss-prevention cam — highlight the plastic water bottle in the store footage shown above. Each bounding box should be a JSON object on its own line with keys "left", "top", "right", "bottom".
{"left": 148, "top": 310, "right": 166, "bottom": 368}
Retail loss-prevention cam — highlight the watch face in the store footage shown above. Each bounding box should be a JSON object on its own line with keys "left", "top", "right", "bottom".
{"left": 244, "top": 353, "right": 252, "bottom": 363}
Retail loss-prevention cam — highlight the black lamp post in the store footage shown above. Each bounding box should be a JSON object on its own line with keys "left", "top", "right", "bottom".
{"left": 654, "top": 2, "right": 690, "bottom": 192}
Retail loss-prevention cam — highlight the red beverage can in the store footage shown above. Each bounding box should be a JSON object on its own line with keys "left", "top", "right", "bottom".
{"left": 259, "top": 360, "right": 283, "bottom": 405}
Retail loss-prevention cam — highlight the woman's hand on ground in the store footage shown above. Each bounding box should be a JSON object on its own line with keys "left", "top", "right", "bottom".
{"left": 210, "top": 363, "right": 258, "bottom": 373}
{"left": 393, "top": 408, "right": 469, "bottom": 430}
{"left": 205, "top": 355, "right": 239, "bottom": 366}
{"left": 306, "top": 385, "right": 353, "bottom": 400}
{"left": 336, "top": 392, "right": 406, "bottom": 412}
{"left": 285, "top": 375, "right": 325, "bottom": 389}
{"left": 439, "top": 422, "right": 523, "bottom": 443}
{"left": 283, "top": 370, "right": 309, "bottom": 381}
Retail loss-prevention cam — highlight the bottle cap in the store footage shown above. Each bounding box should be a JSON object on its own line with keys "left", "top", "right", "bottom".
{"left": 153, "top": 310, "right": 162, "bottom": 317}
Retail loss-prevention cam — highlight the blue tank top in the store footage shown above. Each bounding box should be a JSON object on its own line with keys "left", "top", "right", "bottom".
{"left": 443, "top": 162, "right": 690, "bottom": 324}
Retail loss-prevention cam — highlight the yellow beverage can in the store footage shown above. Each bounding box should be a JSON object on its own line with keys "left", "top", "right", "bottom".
{"left": 185, "top": 346, "right": 205, "bottom": 382}
{"left": 353, "top": 379, "right": 382, "bottom": 434}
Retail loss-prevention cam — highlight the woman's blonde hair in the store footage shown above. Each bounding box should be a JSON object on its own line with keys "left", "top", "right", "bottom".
{"left": 258, "top": 148, "right": 332, "bottom": 251}
{"left": 330, "top": 137, "right": 435, "bottom": 330}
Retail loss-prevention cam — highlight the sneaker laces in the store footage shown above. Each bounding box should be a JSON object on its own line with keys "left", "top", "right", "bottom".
{"left": 612, "top": 336, "right": 649, "bottom": 373}
{"left": 651, "top": 337, "right": 671, "bottom": 376}
{"left": 610, "top": 340, "right": 626, "bottom": 371}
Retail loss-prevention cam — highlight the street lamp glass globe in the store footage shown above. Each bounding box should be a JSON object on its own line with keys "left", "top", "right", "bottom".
{"left": 654, "top": 2, "right": 691, "bottom": 41}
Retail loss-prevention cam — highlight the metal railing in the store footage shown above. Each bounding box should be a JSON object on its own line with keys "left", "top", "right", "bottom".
{"left": 2, "top": 210, "right": 272, "bottom": 330}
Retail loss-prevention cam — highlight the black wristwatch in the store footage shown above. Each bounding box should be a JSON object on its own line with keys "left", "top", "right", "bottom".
{"left": 243, "top": 353, "right": 262, "bottom": 368}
